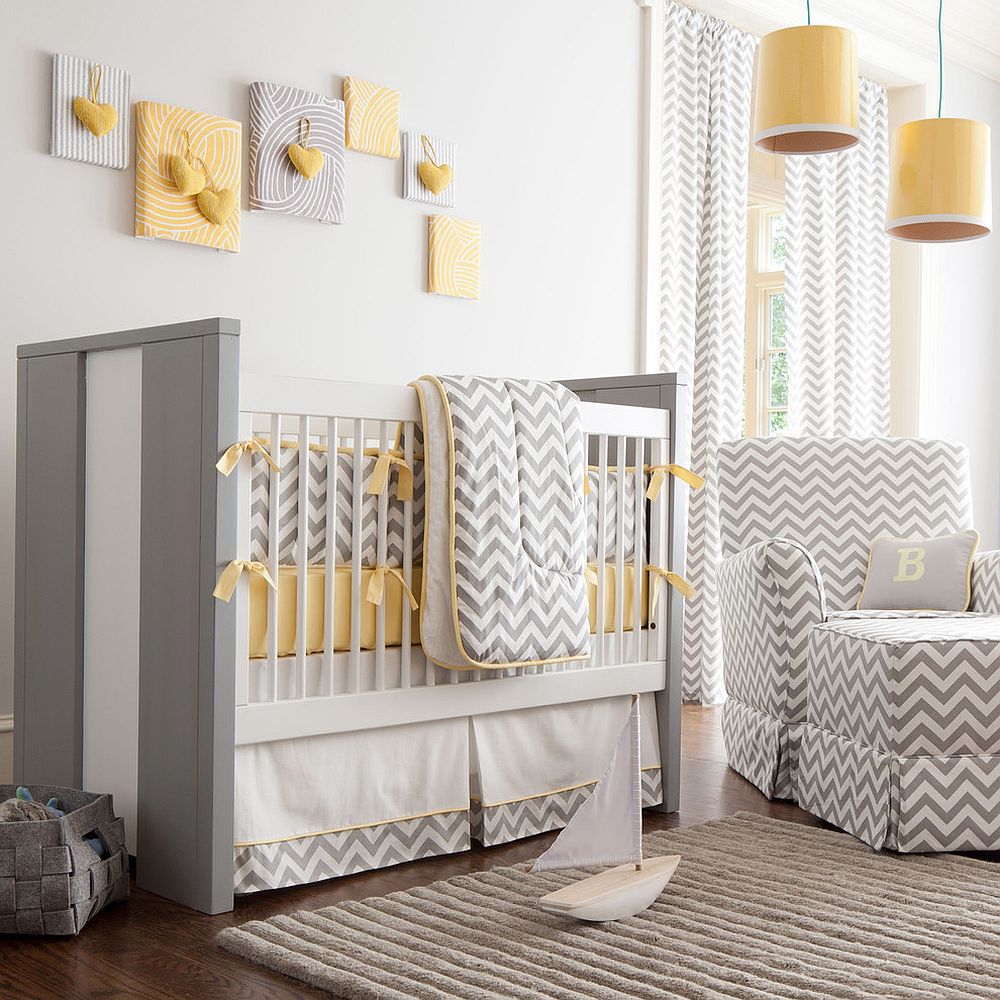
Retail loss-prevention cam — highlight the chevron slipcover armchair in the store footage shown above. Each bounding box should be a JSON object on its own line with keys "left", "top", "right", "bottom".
{"left": 715, "top": 437, "right": 998, "bottom": 804}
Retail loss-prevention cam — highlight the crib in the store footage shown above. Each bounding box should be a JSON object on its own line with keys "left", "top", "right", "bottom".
{"left": 14, "top": 319, "right": 691, "bottom": 914}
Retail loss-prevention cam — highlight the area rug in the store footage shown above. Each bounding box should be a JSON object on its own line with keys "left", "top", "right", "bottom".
{"left": 217, "top": 813, "right": 1000, "bottom": 999}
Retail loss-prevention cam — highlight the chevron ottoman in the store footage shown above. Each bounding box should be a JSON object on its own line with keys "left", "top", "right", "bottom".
{"left": 798, "top": 614, "right": 1000, "bottom": 853}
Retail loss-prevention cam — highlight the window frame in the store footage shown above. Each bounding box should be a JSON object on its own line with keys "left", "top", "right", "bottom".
{"left": 744, "top": 201, "right": 786, "bottom": 437}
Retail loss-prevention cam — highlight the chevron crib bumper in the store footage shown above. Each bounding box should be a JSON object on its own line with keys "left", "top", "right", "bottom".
{"left": 799, "top": 615, "right": 1000, "bottom": 852}
{"left": 413, "top": 376, "right": 590, "bottom": 669}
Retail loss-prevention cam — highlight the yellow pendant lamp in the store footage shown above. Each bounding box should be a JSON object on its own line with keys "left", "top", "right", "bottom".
{"left": 886, "top": 1, "right": 992, "bottom": 242}
{"left": 753, "top": 1, "right": 859, "bottom": 155}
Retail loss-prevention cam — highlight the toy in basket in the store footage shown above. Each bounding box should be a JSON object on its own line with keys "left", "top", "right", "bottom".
{"left": 533, "top": 696, "right": 680, "bottom": 921}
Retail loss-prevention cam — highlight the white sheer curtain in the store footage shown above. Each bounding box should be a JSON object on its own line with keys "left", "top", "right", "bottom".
{"left": 658, "top": 2, "right": 755, "bottom": 704}
{"left": 785, "top": 79, "right": 892, "bottom": 436}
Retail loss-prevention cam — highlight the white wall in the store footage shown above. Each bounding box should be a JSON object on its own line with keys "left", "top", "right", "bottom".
{"left": 0, "top": 2, "right": 644, "bottom": 717}
{"left": 924, "top": 62, "right": 1000, "bottom": 548}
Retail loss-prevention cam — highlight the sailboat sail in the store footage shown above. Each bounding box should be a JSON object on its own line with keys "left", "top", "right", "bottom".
{"left": 532, "top": 698, "right": 643, "bottom": 872}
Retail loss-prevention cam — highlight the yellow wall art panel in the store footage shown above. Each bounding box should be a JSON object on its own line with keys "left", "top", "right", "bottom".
{"left": 134, "top": 101, "right": 242, "bottom": 253}
{"left": 343, "top": 77, "right": 400, "bottom": 158}
{"left": 427, "top": 215, "right": 481, "bottom": 300}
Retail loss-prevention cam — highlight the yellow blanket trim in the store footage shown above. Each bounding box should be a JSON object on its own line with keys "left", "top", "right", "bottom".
{"left": 647, "top": 564, "right": 695, "bottom": 603}
{"left": 233, "top": 805, "right": 469, "bottom": 848}
{"left": 646, "top": 463, "right": 706, "bottom": 501}
{"left": 216, "top": 438, "right": 281, "bottom": 476}
{"left": 213, "top": 560, "right": 277, "bottom": 602}
{"left": 366, "top": 451, "right": 415, "bottom": 502}
{"left": 366, "top": 565, "right": 419, "bottom": 611}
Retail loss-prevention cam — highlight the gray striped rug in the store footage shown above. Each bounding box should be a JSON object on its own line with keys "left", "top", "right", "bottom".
{"left": 50, "top": 53, "right": 131, "bottom": 169}
{"left": 217, "top": 813, "right": 1000, "bottom": 998}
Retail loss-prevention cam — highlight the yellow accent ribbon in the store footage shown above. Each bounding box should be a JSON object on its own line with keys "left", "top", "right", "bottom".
{"left": 584, "top": 565, "right": 599, "bottom": 587}
{"left": 583, "top": 471, "right": 592, "bottom": 496}
{"left": 216, "top": 439, "right": 281, "bottom": 476}
{"left": 367, "top": 452, "right": 414, "bottom": 502}
{"left": 645, "top": 463, "right": 706, "bottom": 502}
{"left": 647, "top": 565, "right": 696, "bottom": 604}
{"left": 365, "top": 566, "right": 419, "bottom": 611}
{"left": 212, "top": 560, "right": 278, "bottom": 602}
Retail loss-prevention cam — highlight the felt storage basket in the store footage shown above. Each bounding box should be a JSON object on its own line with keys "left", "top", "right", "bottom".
{"left": 0, "top": 785, "right": 128, "bottom": 935}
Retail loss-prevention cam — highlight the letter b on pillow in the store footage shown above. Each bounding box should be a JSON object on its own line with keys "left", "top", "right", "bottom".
{"left": 893, "top": 546, "right": 926, "bottom": 583}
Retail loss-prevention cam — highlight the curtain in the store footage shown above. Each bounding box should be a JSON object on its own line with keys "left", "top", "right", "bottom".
{"left": 658, "top": 2, "right": 755, "bottom": 704}
{"left": 785, "top": 79, "right": 891, "bottom": 436}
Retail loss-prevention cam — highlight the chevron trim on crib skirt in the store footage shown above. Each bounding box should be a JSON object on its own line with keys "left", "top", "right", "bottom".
{"left": 233, "top": 810, "right": 470, "bottom": 894}
{"left": 471, "top": 769, "right": 662, "bottom": 847}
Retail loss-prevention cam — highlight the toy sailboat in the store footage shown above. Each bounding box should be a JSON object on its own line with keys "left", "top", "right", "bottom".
{"left": 534, "top": 695, "right": 681, "bottom": 922}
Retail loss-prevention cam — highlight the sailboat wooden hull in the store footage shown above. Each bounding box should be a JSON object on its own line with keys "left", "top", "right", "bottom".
{"left": 538, "top": 855, "right": 681, "bottom": 922}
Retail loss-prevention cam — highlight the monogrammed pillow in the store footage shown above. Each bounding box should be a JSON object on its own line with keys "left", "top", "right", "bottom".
{"left": 857, "top": 530, "right": 980, "bottom": 611}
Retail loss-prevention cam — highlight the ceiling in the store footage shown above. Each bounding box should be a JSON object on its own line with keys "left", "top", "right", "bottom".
{"left": 685, "top": 0, "right": 1000, "bottom": 85}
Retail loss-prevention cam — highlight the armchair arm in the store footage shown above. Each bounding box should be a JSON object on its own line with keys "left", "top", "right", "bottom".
{"left": 718, "top": 539, "right": 826, "bottom": 723}
{"left": 971, "top": 550, "right": 1000, "bottom": 613}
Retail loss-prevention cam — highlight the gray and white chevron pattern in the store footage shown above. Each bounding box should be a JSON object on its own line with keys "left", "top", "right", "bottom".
{"left": 798, "top": 725, "right": 892, "bottom": 850}
{"left": 233, "top": 810, "right": 470, "bottom": 894}
{"left": 971, "top": 550, "right": 1000, "bottom": 613}
{"left": 585, "top": 470, "right": 644, "bottom": 562}
{"left": 716, "top": 437, "right": 974, "bottom": 612}
{"left": 250, "top": 444, "right": 425, "bottom": 568}
{"left": 471, "top": 770, "right": 663, "bottom": 847}
{"left": 810, "top": 617, "right": 1000, "bottom": 757}
{"left": 785, "top": 79, "right": 891, "bottom": 436}
{"left": 249, "top": 81, "right": 346, "bottom": 224}
{"left": 720, "top": 698, "right": 783, "bottom": 799}
{"left": 659, "top": 3, "right": 755, "bottom": 704}
{"left": 436, "top": 377, "right": 590, "bottom": 665}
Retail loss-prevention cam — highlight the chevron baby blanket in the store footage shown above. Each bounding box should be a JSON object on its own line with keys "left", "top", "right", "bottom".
{"left": 413, "top": 376, "right": 590, "bottom": 670}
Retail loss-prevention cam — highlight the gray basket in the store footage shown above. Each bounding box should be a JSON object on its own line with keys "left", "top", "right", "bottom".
{"left": 0, "top": 785, "right": 128, "bottom": 935}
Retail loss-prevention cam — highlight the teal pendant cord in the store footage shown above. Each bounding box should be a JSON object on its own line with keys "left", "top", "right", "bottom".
{"left": 937, "top": 0, "right": 944, "bottom": 117}
{"left": 806, "top": 0, "right": 811, "bottom": 26}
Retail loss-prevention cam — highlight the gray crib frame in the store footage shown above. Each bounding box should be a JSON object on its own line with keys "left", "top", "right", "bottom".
{"left": 14, "top": 318, "right": 689, "bottom": 915}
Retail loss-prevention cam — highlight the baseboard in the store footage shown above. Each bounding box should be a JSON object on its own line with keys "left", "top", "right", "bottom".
{"left": 0, "top": 715, "right": 12, "bottom": 784}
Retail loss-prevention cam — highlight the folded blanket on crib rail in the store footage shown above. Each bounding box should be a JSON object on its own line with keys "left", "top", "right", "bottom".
{"left": 413, "top": 376, "right": 591, "bottom": 670}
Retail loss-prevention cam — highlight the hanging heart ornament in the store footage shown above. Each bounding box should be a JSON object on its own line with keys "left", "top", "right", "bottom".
{"left": 73, "top": 65, "right": 118, "bottom": 137}
{"left": 196, "top": 159, "right": 237, "bottom": 226}
{"left": 287, "top": 117, "right": 325, "bottom": 179}
{"left": 170, "top": 131, "right": 207, "bottom": 195}
{"left": 418, "top": 135, "right": 452, "bottom": 195}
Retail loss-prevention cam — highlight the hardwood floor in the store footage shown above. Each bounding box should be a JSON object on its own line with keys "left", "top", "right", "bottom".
{"left": 0, "top": 706, "right": 820, "bottom": 1000}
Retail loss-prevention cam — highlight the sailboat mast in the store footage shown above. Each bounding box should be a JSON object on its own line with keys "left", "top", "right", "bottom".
{"left": 632, "top": 694, "right": 642, "bottom": 871}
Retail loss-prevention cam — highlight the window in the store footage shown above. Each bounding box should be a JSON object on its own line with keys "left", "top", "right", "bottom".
{"left": 744, "top": 204, "right": 787, "bottom": 436}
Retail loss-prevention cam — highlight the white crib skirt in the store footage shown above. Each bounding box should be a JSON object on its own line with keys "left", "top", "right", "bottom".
{"left": 469, "top": 693, "right": 663, "bottom": 846}
{"left": 233, "top": 719, "right": 471, "bottom": 894}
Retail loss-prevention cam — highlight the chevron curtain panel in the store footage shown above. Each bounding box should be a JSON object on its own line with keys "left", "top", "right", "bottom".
{"left": 659, "top": 3, "right": 755, "bottom": 703}
{"left": 785, "top": 79, "right": 891, "bottom": 436}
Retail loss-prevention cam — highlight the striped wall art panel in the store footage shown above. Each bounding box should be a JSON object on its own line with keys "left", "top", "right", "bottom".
{"left": 249, "top": 82, "right": 346, "bottom": 224}
{"left": 402, "top": 131, "right": 456, "bottom": 208}
{"left": 343, "top": 77, "right": 400, "bottom": 158}
{"left": 50, "top": 54, "right": 131, "bottom": 169}
{"left": 428, "top": 215, "right": 481, "bottom": 300}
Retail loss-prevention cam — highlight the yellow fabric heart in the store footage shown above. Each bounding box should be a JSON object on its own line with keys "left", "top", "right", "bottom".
{"left": 197, "top": 187, "right": 237, "bottom": 226}
{"left": 288, "top": 143, "right": 325, "bottom": 180}
{"left": 170, "top": 155, "right": 206, "bottom": 196}
{"left": 418, "top": 160, "right": 453, "bottom": 195}
{"left": 73, "top": 96, "right": 118, "bottom": 137}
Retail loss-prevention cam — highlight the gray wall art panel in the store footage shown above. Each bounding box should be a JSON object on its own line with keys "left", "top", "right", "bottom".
{"left": 402, "top": 130, "right": 456, "bottom": 208}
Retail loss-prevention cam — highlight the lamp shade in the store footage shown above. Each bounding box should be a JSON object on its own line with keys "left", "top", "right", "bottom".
{"left": 753, "top": 25, "right": 859, "bottom": 155}
{"left": 886, "top": 117, "right": 992, "bottom": 242}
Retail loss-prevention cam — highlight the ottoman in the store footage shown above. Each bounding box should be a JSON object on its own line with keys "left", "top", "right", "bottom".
{"left": 798, "top": 613, "right": 1000, "bottom": 852}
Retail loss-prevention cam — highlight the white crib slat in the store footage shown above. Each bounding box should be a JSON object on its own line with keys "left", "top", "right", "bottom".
{"left": 374, "top": 421, "right": 389, "bottom": 691}
{"left": 614, "top": 435, "right": 626, "bottom": 666}
{"left": 595, "top": 434, "right": 608, "bottom": 668}
{"left": 350, "top": 418, "right": 364, "bottom": 693}
{"left": 295, "top": 416, "right": 309, "bottom": 699}
{"left": 649, "top": 436, "right": 666, "bottom": 653}
{"left": 324, "top": 417, "right": 338, "bottom": 696}
{"left": 401, "top": 421, "right": 414, "bottom": 689}
{"left": 633, "top": 436, "right": 645, "bottom": 660}
{"left": 235, "top": 411, "right": 253, "bottom": 707}
{"left": 267, "top": 413, "right": 281, "bottom": 702}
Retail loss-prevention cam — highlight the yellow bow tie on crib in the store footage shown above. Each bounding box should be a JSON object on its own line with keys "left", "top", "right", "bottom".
{"left": 645, "top": 464, "right": 705, "bottom": 502}
{"left": 216, "top": 439, "right": 281, "bottom": 476}
{"left": 213, "top": 560, "right": 278, "bottom": 602}
{"left": 646, "top": 565, "right": 695, "bottom": 604}
{"left": 365, "top": 566, "right": 419, "bottom": 611}
{"left": 366, "top": 452, "right": 414, "bottom": 502}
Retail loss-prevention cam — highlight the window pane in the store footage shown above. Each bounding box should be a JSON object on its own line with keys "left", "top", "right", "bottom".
{"left": 769, "top": 292, "right": 785, "bottom": 348}
{"left": 768, "top": 214, "right": 786, "bottom": 269}
{"left": 768, "top": 410, "right": 789, "bottom": 435}
{"left": 769, "top": 351, "right": 788, "bottom": 407}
